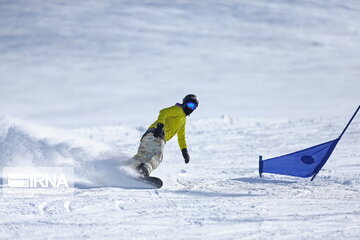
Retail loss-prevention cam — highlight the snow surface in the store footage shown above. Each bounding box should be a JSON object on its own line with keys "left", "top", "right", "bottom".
{"left": 0, "top": 0, "right": 360, "bottom": 239}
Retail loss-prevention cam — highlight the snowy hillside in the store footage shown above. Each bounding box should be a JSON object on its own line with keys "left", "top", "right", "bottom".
{"left": 1, "top": 0, "right": 360, "bottom": 127}
{"left": 0, "top": 0, "right": 360, "bottom": 239}
{"left": 0, "top": 115, "right": 359, "bottom": 239}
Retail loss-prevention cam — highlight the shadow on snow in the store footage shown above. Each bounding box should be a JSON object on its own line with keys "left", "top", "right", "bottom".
{"left": 232, "top": 177, "right": 297, "bottom": 184}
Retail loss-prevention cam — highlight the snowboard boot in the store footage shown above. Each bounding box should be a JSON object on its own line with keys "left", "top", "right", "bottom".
{"left": 136, "top": 163, "right": 150, "bottom": 177}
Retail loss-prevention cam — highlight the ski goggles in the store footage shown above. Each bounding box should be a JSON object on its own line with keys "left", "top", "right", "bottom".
{"left": 185, "top": 102, "right": 198, "bottom": 110}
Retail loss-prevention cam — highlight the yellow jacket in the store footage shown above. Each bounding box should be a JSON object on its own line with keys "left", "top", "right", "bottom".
{"left": 149, "top": 104, "right": 187, "bottom": 149}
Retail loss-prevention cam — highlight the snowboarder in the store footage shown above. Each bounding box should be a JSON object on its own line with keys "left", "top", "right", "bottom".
{"left": 130, "top": 94, "right": 199, "bottom": 177}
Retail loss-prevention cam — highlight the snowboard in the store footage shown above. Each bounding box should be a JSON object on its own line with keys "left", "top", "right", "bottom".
{"left": 137, "top": 176, "right": 163, "bottom": 189}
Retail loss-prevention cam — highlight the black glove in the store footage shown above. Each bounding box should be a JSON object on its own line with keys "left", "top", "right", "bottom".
{"left": 153, "top": 123, "right": 164, "bottom": 138}
{"left": 181, "top": 148, "right": 190, "bottom": 164}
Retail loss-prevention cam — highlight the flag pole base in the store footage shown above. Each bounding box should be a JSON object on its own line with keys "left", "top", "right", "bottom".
{"left": 259, "top": 155, "right": 263, "bottom": 177}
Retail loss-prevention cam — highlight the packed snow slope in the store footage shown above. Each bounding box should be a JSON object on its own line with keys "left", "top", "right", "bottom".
{"left": 0, "top": 0, "right": 360, "bottom": 127}
{"left": 0, "top": 115, "right": 359, "bottom": 239}
{"left": 1, "top": 0, "right": 360, "bottom": 239}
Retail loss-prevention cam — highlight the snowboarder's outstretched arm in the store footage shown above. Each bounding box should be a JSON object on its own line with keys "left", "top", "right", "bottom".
{"left": 177, "top": 121, "right": 190, "bottom": 164}
{"left": 149, "top": 103, "right": 193, "bottom": 164}
{"left": 177, "top": 120, "right": 187, "bottom": 149}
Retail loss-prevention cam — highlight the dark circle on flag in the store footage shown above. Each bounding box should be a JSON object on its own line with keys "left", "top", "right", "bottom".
{"left": 301, "top": 155, "right": 315, "bottom": 164}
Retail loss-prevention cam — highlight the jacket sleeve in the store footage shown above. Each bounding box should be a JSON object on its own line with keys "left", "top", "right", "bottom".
{"left": 177, "top": 120, "right": 187, "bottom": 150}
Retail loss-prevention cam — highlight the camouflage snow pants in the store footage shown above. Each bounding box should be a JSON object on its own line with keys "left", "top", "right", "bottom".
{"left": 131, "top": 132, "right": 165, "bottom": 174}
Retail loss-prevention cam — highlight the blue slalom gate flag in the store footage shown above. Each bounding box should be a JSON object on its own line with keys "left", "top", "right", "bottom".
{"left": 259, "top": 105, "right": 360, "bottom": 181}
{"left": 259, "top": 138, "right": 339, "bottom": 180}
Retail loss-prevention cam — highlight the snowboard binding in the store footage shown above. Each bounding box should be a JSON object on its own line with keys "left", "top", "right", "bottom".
{"left": 136, "top": 163, "right": 150, "bottom": 177}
